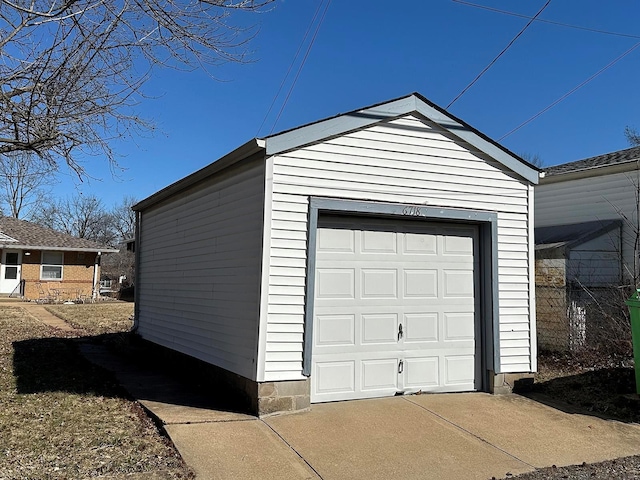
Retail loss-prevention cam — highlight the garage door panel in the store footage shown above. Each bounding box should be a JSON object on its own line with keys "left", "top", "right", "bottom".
{"left": 444, "top": 355, "right": 476, "bottom": 387}
{"left": 317, "top": 228, "right": 354, "bottom": 252}
{"left": 403, "top": 269, "right": 438, "bottom": 297}
{"left": 362, "top": 229, "right": 397, "bottom": 253}
{"left": 312, "top": 217, "right": 479, "bottom": 403}
{"left": 315, "top": 314, "right": 355, "bottom": 346}
{"left": 403, "top": 313, "right": 438, "bottom": 343}
{"left": 361, "top": 359, "right": 399, "bottom": 391}
{"left": 315, "top": 361, "right": 356, "bottom": 395}
{"left": 404, "top": 232, "right": 438, "bottom": 254}
{"left": 403, "top": 357, "right": 440, "bottom": 388}
{"left": 444, "top": 312, "right": 475, "bottom": 340}
{"left": 316, "top": 269, "right": 355, "bottom": 299}
{"left": 361, "top": 313, "right": 398, "bottom": 344}
{"left": 442, "top": 232, "right": 475, "bottom": 255}
{"left": 443, "top": 270, "right": 475, "bottom": 297}
{"left": 361, "top": 269, "right": 397, "bottom": 298}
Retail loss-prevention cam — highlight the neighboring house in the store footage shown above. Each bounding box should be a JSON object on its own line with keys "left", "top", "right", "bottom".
{"left": 535, "top": 219, "right": 622, "bottom": 351}
{"left": 536, "top": 146, "right": 640, "bottom": 279}
{"left": 133, "top": 93, "right": 540, "bottom": 416}
{"left": 0, "top": 216, "right": 118, "bottom": 301}
{"left": 535, "top": 146, "right": 640, "bottom": 352}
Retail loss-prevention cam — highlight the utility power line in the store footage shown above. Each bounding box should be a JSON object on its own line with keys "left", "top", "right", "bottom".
{"left": 270, "top": 0, "right": 331, "bottom": 135}
{"left": 499, "top": 41, "right": 640, "bottom": 140}
{"left": 256, "top": 1, "right": 326, "bottom": 137}
{"left": 453, "top": 0, "right": 640, "bottom": 40}
{"left": 447, "top": 0, "right": 552, "bottom": 109}
{"left": 257, "top": 0, "right": 331, "bottom": 137}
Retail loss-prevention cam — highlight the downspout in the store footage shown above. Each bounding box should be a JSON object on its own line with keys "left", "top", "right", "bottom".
{"left": 92, "top": 251, "right": 102, "bottom": 300}
{"left": 132, "top": 210, "right": 141, "bottom": 332}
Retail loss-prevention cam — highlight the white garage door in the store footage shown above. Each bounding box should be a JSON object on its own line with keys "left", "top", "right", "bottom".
{"left": 311, "top": 216, "right": 480, "bottom": 403}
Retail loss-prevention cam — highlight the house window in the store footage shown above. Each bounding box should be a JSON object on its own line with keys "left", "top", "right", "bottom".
{"left": 41, "top": 251, "right": 64, "bottom": 280}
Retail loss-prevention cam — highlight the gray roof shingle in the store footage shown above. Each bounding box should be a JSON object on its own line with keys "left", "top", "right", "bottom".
{"left": 544, "top": 146, "right": 640, "bottom": 176}
{"left": 0, "top": 216, "right": 116, "bottom": 251}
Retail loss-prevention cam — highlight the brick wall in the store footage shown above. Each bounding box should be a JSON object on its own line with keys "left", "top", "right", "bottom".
{"left": 21, "top": 250, "right": 99, "bottom": 301}
{"left": 535, "top": 257, "right": 570, "bottom": 351}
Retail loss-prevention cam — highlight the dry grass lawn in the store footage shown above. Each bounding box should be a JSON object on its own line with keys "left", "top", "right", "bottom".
{"left": 46, "top": 303, "right": 134, "bottom": 335}
{"left": 0, "top": 305, "right": 193, "bottom": 479}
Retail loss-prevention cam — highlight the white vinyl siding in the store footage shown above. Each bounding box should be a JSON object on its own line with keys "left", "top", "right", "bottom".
{"left": 568, "top": 233, "right": 622, "bottom": 287}
{"left": 262, "top": 114, "right": 533, "bottom": 381}
{"left": 137, "top": 159, "right": 265, "bottom": 380}
{"left": 536, "top": 171, "right": 634, "bottom": 276}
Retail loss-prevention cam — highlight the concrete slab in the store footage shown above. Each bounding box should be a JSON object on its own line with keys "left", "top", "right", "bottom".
{"left": 265, "top": 396, "right": 532, "bottom": 480}
{"left": 139, "top": 399, "right": 254, "bottom": 425}
{"left": 73, "top": 320, "right": 640, "bottom": 480}
{"left": 79, "top": 343, "right": 254, "bottom": 424}
{"left": 406, "top": 392, "right": 640, "bottom": 468}
{"left": 165, "top": 421, "right": 320, "bottom": 480}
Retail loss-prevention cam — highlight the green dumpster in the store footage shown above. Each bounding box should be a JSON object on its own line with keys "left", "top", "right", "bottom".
{"left": 625, "top": 289, "right": 640, "bottom": 394}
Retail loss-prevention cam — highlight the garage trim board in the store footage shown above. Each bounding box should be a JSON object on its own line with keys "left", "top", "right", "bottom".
{"left": 304, "top": 197, "right": 499, "bottom": 402}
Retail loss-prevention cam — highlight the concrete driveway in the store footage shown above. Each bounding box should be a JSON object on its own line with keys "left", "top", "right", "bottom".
{"left": 164, "top": 393, "right": 640, "bottom": 480}
{"left": 77, "top": 342, "right": 640, "bottom": 480}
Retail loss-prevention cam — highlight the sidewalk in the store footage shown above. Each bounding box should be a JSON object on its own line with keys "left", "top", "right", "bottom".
{"left": 20, "top": 302, "right": 80, "bottom": 333}
{"left": 21, "top": 304, "right": 640, "bottom": 480}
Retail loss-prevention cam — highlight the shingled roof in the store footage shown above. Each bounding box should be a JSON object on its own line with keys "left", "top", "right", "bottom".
{"left": 544, "top": 146, "right": 640, "bottom": 176}
{"left": 0, "top": 216, "right": 118, "bottom": 252}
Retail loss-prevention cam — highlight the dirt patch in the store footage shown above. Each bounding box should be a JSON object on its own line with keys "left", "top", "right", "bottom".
{"left": 525, "top": 351, "right": 639, "bottom": 423}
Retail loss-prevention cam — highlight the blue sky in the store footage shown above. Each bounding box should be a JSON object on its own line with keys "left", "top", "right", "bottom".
{"left": 58, "top": 0, "right": 640, "bottom": 205}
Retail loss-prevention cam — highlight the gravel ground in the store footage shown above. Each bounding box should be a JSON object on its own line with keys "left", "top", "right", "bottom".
{"left": 510, "top": 456, "right": 640, "bottom": 479}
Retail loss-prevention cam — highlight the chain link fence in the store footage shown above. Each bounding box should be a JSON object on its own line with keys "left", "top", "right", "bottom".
{"left": 536, "top": 283, "right": 633, "bottom": 355}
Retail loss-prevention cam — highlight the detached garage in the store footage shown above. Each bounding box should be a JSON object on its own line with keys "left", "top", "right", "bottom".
{"left": 133, "top": 93, "right": 540, "bottom": 415}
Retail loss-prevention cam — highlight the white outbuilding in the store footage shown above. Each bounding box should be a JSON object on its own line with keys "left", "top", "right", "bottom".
{"left": 133, "top": 93, "right": 540, "bottom": 415}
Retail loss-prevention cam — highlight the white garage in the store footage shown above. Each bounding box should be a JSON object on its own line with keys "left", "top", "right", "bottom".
{"left": 133, "top": 93, "right": 540, "bottom": 416}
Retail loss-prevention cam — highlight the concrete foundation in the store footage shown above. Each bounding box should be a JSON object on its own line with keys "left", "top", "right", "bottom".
{"left": 489, "top": 372, "right": 535, "bottom": 395}
{"left": 258, "top": 379, "right": 310, "bottom": 416}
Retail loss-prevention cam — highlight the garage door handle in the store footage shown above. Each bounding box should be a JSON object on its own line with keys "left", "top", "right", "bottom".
{"left": 398, "top": 359, "right": 404, "bottom": 374}
{"left": 398, "top": 323, "right": 403, "bottom": 341}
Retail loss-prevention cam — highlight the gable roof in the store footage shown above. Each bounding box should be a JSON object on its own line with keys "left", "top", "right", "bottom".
{"left": 263, "top": 92, "right": 540, "bottom": 182}
{"left": 0, "top": 216, "right": 118, "bottom": 252}
{"left": 135, "top": 92, "right": 540, "bottom": 211}
{"left": 543, "top": 146, "right": 640, "bottom": 179}
{"left": 535, "top": 219, "right": 621, "bottom": 251}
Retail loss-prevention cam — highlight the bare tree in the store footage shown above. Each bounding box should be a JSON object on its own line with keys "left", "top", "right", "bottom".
{"left": 0, "top": 0, "right": 274, "bottom": 176}
{"left": 625, "top": 126, "right": 640, "bottom": 146}
{"left": 519, "top": 152, "right": 544, "bottom": 168}
{"left": 0, "top": 152, "right": 58, "bottom": 218}
{"left": 32, "top": 194, "right": 116, "bottom": 245}
{"left": 110, "top": 195, "right": 137, "bottom": 242}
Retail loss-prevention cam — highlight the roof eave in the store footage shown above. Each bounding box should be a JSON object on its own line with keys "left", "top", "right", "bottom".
{"left": 541, "top": 161, "right": 640, "bottom": 184}
{"left": 0, "top": 245, "right": 119, "bottom": 253}
{"left": 133, "top": 138, "right": 267, "bottom": 212}
{"left": 565, "top": 219, "right": 622, "bottom": 250}
{"left": 535, "top": 242, "right": 568, "bottom": 251}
